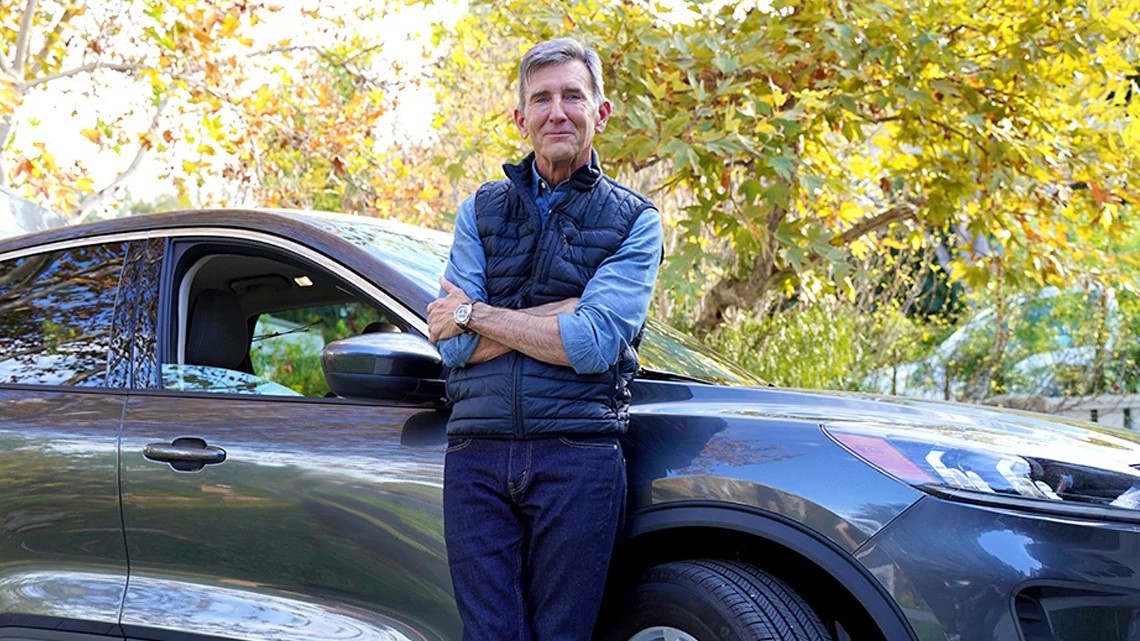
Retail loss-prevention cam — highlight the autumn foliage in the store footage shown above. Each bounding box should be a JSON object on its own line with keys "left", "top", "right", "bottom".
{"left": 3, "top": 0, "right": 1139, "bottom": 394}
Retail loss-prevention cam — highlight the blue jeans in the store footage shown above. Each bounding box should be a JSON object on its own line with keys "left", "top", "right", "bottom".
{"left": 443, "top": 436, "right": 626, "bottom": 641}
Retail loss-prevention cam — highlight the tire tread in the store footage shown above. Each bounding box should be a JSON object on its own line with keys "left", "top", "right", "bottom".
{"left": 631, "top": 559, "right": 830, "bottom": 641}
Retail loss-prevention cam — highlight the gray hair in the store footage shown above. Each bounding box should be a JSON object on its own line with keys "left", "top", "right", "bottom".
{"left": 517, "top": 38, "right": 606, "bottom": 111}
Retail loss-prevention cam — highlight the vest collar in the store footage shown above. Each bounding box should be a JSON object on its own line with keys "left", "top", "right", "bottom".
{"left": 503, "top": 150, "right": 603, "bottom": 193}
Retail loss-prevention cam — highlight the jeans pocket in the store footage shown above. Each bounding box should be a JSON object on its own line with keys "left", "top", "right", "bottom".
{"left": 445, "top": 438, "right": 473, "bottom": 454}
{"left": 558, "top": 436, "right": 619, "bottom": 451}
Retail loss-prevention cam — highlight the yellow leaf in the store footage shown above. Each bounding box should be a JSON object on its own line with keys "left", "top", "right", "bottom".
{"left": 221, "top": 14, "right": 240, "bottom": 37}
{"left": 38, "top": 149, "right": 57, "bottom": 172}
{"left": 80, "top": 128, "right": 101, "bottom": 143}
{"left": 838, "top": 202, "right": 862, "bottom": 223}
{"left": 908, "top": 230, "right": 925, "bottom": 251}
{"left": 75, "top": 176, "right": 95, "bottom": 192}
{"left": 771, "top": 86, "right": 787, "bottom": 108}
{"left": 871, "top": 135, "right": 893, "bottom": 151}
{"left": 754, "top": 121, "right": 777, "bottom": 137}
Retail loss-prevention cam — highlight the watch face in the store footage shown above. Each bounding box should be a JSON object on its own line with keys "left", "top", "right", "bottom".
{"left": 454, "top": 303, "right": 472, "bottom": 327}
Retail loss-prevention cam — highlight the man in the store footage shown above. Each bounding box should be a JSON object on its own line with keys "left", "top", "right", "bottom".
{"left": 427, "top": 37, "right": 663, "bottom": 641}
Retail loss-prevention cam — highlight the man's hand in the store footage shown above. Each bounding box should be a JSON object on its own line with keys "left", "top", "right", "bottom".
{"left": 427, "top": 277, "right": 471, "bottom": 344}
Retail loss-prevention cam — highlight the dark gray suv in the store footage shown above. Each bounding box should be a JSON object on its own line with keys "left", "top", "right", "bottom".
{"left": 2, "top": 209, "right": 1140, "bottom": 641}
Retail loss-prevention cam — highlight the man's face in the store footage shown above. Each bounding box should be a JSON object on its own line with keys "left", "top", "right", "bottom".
{"left": 514, "top": 60, "right": 611, "bottom": 179}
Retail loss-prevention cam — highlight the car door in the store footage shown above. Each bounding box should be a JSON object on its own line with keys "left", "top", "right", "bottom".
{"left": 116, "top": 231, "right": 459, "bottom": 641}
{"left": 0, "top": 237, "right": 160, "bottom": 639}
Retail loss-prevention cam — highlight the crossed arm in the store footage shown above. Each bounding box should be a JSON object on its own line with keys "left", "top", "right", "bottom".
{"left": 427, "top": 279, "right": 577, "bottom": 367}
{"left": 430, "top": 196, "right": 662, "bottom": 374}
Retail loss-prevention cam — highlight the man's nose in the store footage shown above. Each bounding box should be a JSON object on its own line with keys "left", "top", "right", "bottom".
{"left": 549, "top": 97, "right": 568, "bottom": 120}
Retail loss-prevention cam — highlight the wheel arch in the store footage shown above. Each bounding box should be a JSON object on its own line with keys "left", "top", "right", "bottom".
{"left": 614, "top": 501, "right": 917, "bottom": 641}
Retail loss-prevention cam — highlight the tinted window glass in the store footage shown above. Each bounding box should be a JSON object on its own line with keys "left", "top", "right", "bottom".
{"left": 0, "top": 243, "right": 127, "bottom": 386}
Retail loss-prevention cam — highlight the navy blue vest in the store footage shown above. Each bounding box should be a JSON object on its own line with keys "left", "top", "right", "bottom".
{"left": 446, "top": 154, "right": 654, "bottom": 438}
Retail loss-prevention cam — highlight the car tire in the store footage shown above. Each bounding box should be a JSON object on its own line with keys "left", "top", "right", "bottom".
{"left": 598, "top": 559, "right": 832, "bottom": 641}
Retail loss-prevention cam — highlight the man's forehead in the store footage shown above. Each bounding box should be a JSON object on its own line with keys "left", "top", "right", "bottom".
{"left": 524, "top": 61, "right": 591, "bottom": 94}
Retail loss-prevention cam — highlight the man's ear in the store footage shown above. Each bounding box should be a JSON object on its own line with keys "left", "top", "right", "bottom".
{"left": 513, "top": 107, "right": 528, "bottom": 138}
{"left": 594, "top": 100, "right": 613, "bottom": 133}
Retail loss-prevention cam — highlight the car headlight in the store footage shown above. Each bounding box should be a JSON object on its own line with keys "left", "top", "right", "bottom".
{"left": 824, "top": 421, "right": 1140, "bottom": 522}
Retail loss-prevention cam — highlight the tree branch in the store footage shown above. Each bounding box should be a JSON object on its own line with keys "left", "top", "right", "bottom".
{"left": 24, "top": 61, "right": 141, "bottom": 89}
{"left": 72, "top": 96, "right": 169, "bottom": 221}
{"left": 27, "top": 1, "right": 87, "bottom": 79}
{"left": 13, "top": 0, "right": 39, "bottom": 77}
{"left": 245, "top": 43, "right": 325, "bottom": 59}
{"left": 927, "top": 118, "right": 971, "bottom": 141}
{"left": 834, "top": 202, "right": 918, "bottom": 247}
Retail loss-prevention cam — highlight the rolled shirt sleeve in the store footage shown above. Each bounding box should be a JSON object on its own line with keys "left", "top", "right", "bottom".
{"left": 436, "top": 196, "right": 486, "bottom": 369}
{"left": 557, "top": 208, "right": 663, "bottom": 375}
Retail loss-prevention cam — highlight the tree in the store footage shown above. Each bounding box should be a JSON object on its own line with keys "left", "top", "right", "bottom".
{"left": 0, "top": 0, "right": 453, "bottom": 224}
{"left": 1, "top": 0, "right": 263, "bottom": 218}
{"left": 429, "top": 0, "right": 1140, "bottom": 332}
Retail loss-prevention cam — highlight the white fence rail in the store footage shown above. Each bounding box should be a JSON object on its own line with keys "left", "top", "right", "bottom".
{"left": 983, "top": 394, "right": 1140, "bottom": 430}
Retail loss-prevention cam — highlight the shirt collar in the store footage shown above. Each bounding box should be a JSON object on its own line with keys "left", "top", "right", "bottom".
{"left": 527, "top": 150, "right": 602, "bottom": 194}
{"left": 530, "top": 161, "right": 552, "bottom": 200}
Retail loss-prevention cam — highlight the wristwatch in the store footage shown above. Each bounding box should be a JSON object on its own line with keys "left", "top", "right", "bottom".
{"left": 454, "top": 301, "right": 474, "bottom": 332}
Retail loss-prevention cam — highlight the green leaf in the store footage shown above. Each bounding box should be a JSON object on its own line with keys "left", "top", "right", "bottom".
{"left": 768, "top": 156, "right": 796, "bottom": 182}
{"left": 741, "top": 179, "right": 764, "bottom": 205}
{"left": 713, "top": 50, "right": 738, "bottom": 74}
{"left": 663, "top": 139, "right": 700, "bottom": 173}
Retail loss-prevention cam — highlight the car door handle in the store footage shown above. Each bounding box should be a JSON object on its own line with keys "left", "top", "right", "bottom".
{"left": 144, "top": 437, "right": 227, "bottom": 470}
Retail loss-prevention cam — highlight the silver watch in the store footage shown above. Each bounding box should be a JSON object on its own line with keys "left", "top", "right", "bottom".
{"left": 454, "top": 301, "right": 474, "bottom": 331}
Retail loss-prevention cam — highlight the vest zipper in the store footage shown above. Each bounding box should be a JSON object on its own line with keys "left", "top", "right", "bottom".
{"left": 512, "top": 352, "right": 524, "bottom": 438}
{"left": 536, "top": 208, "right": 558, "bottom": 285}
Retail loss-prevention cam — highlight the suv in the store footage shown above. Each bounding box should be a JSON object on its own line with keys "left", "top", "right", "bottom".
{"left": 2, "top": 209, "right": 1140, "bottom": 641}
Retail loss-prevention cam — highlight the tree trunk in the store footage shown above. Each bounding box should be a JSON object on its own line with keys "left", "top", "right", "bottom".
{"left": 692, "top": 202, "right": 918, "bottom": 334}
{"left": 0, "top": 116, "right": 12, "bottom": 188}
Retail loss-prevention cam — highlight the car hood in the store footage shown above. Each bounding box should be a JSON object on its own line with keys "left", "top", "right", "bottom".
{"left": 632, "top": 381, "right": 1140, "bottom": 471}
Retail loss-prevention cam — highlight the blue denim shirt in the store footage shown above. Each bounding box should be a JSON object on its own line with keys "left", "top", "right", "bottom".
{"left": 437, "top": 162, "right": 662, "bottom": 375}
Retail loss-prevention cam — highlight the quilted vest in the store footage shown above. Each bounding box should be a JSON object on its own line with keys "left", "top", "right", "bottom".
{"left": 445, "top": 153, "right": 654, "bottom": 438}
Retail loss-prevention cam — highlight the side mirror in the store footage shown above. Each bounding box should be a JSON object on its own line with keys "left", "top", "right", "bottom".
{"left": 321, "top": 333, "right": 446, "bottom": 406}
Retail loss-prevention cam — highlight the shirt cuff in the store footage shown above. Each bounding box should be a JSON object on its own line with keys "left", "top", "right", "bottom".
{"left": 438, "top": 331, "right": 480, "bottom": 369}
{"left": 557, "top": 312, "right": 610, "bottom": 375}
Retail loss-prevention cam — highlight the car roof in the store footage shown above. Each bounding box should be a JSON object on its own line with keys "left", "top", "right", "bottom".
{"left": 0, "top": 208, "right": 377, "bottom": 251}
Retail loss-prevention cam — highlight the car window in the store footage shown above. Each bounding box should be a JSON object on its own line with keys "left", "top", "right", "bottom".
{"left": 166, "top": 249, "right": 396, "bottom": 398}
{"left": 249, "top": 301, "right": 391, "bottom": 397}
{"left": 0, "top": 242, "right": 127, "bottom": 386}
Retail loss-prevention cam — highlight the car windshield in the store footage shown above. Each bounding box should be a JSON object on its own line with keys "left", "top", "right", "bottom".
{"left": 309, "top": 213, "right": 765, "bottom": 387}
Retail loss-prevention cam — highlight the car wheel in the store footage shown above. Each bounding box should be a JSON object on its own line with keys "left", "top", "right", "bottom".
{"left": 599, "top": 559, "right": 832, "bottom": 641}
